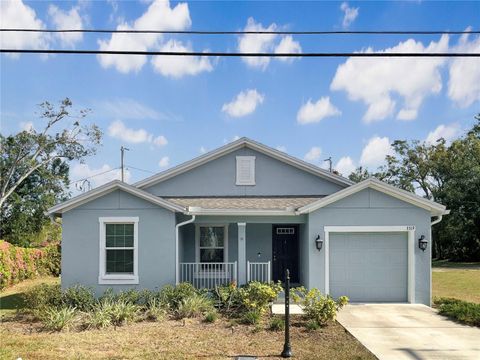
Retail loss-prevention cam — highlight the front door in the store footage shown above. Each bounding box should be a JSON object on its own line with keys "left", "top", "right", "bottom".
{"left": 272, "top": 225, "right": 299, "bottom": 283}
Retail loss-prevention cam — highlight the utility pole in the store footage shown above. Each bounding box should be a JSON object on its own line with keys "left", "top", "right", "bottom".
{"left": 324, "top": 157, "right": 332, "bottom": 172}
{"left": 120, "top": 146, "right": 129, "bottom": 182}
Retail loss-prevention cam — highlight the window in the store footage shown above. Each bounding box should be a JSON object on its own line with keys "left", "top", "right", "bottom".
{"left": 236, "top": 156, "right": 255, "bottom": 185}
{"left": 276, "top": 227, "right": 295, "bottom": 235}
{"left": 99, "top": 217, "right": 139, "bottom": 284}
{"left": 196, "top": 225, "right": 228, "bottom": 264}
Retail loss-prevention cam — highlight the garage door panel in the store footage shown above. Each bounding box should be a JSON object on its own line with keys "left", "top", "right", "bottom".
{"left": 330, "top": 232, "right": 408, "bottom": 302}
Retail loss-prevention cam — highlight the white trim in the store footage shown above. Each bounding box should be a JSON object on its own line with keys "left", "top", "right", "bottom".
{"left": 186, "top": 207, "right": 297, "bottom": 216}
{"left": 323, "top": 225, "right": 415, "bottom": 304}
{"left": 236, "top": 156, "right": 256, "bottom": 185}
{"left": 48, "top": 180, "right": 185, "bottom": 215}
{"left": 298, "top": 178, "right": 447, "bottom": 215}
{"left": 175, "top": 215, "right": 195, "bottom": 284}
{"left": 195, "top": 224, "right": 229, "bottom": 263}
{"left": 98, "top": 216, "right": 139, "bottom": 285}
{"left": 134, "top": 137, "right": 352, "bottom": 189}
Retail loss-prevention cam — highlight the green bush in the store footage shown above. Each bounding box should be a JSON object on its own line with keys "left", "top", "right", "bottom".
{"left": 99, "top": 299, "right": 140, "bottom": 326}
{"left": 305, "top": 319, "right": 321, "bottom": 331}
{"left": 268, "top": 316, "right": 285, "bottom": 331}
{"left": 239, "top": 281, "right": 283, "bottom": 314}
{"left": 84, "top": 307, "right": 112, "bottom": 329}
{"left": 435, "top": 298, "right": 480, "bottom": 327}
{"left": 204, "top": 310, "right": 218, "bottom": 323}
{"left": 24, "top": 283, "right": 63, "bottom": 310}
{"left": 159, "top": 282, "right": 198, "bottom": 311}
{"left": 176, "top": 293, "right": 214, "bottom": 319}
{"left": 40, "top": 306, "right": 77, "bottom": 332}
{"left": 145, "top": 298, "right": 167, "bottom": 321}
{"left": 242, "top": 309, "right": 262, "bottom": 325}
{"left": 292, "top": 287, "right": 348, "bottom": 327}
{"left": 62, "top": 285, "right": 95, "bottom": 311}
{"left": 0, "top": 240, "right": 60, "bottom": 290}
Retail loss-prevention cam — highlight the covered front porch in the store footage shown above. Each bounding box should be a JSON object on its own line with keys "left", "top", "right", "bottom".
{"left": 176, "top": 214, "right": 308, "bottom": 289}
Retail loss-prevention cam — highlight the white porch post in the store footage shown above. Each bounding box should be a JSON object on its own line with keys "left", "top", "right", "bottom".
{"left": 237, "top": 222, "right": 247, "bottom": 285}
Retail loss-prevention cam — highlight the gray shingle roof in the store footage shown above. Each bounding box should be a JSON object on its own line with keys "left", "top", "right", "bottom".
{"left": 164, "top": 197, "right": 323, "bottom": 210}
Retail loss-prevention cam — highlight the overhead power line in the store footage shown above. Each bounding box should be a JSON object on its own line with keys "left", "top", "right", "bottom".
{"left": 70, "top": 166, "right": 121, "bottom": 184}
{"left": 1, "top": 28, "right": 480, "bottom": 35}
{"left": 1, "top": 49, "right": 478, "bottom": 57}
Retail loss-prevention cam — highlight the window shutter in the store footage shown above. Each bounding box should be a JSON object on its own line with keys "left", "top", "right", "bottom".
{"left": 236, "top": 156, "right": 255, "bottom": 185}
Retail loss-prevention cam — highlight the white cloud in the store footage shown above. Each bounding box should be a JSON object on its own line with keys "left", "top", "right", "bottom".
{"left": 222, "top": 89, "right": 265, "bottom": 118}
{"left": 107, "top": 120, "right": 168, "bottom": 147}
{"left": 304, "top": 146, "right": 322, "bottom": 162}
{"left": 276, "top": 145, "right": 287, "bottom": 152}
{"left": 274, "top": 35, "right": 302, "bottom": 62}
{"left": 238, "top": 17, "right": 301, "bottom": 69}
{"left": 335, "top": 156, "right": 356, "bottom": 176}
{"left": 71, "top": 163, "right": 131, "bottom": 189}
{"left": 99, "top": 98, "right": 165, "bottom": 120}
{"left": 448, "top": 30, "right": 480, "bottom": 107}
{"left": 360, "top": 136, "right": 393, "bottom": 168}
{"left": 97, "top": 0, "right": 191, "bottom": 73}
{"left": 158, "top": 156, "right": 170, "bottom": 168}
{"left": 151, "top": 40, "right": 213, "bottom": 78}
{"left": 19, "top": 121, "right": 34, "bottom": 132}
{"left": 297, "top": 96, "right": 341, "bottom": 124}
{"left": 48, "top": 5, "right": 84, "bottom": 48}
{"left": 425, "top": 123, "right": 461, "bottom": 145}
{"left": 340, "top": 2, "right": 359, "bottom": 28}
{"left": 0, "top": 0, "right": 50, "bottom": 57}
{"left": 331, "top": 35, "right": 449, "bottom": 122}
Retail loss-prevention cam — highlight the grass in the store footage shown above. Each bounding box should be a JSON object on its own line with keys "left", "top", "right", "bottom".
{"left": 432, "top": 266, "right": 480, "bottom": 304}
{"left": 0, "top": 277, "right": 60, "bottom": 317}
{"left": 0, "top": 277, "right": 375, "bottom": 360}
{"left": 432, "top": 259, "right": 480, "bottom": 269}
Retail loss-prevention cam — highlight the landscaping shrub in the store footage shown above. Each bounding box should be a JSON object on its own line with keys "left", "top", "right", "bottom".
{"left": 292, "top": 287, "right": 348, "bottom": 327}
{"left": 268, "top": 316, "right": 285, "bottom": 331}
{"left": 99, "top": 299, "right": 140, "bottom": 326}
{"left": 159, "top": 282, "right": 198, "bottom": 311}
{"left": 242, "top": 309, "right": 262, "bottom": 325}
{"left": 435, "top": 297, "right": 480, "bottom": 327}
{"left": 204, "top": 309, "right": 218, "bottom": 323}
{"left": 40, "top": 306, "right": 77, "bottom": 332}
{"left": 62, "top": 285, "right": 95, "bottom": 311}
{"left": 0, "top": 240, "right": 60, "bottom": 290}
{"left": 144, "top": 298, "right": 167, "bottom": 321}
{"left": 84, "top": 307, "right": 112, "bottom": 329}
{"left": 24, "top": 283, "right": 63, "bottom": 310}
{"left": 176, "top": 293, "right": 214, "bottom": 319}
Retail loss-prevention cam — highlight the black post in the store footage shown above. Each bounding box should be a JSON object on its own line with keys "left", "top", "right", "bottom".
{"left": 281, "top": 269, "right": 292, "bottom": 358}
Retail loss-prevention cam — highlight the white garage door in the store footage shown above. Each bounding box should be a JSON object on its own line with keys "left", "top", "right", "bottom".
{"left": 329, "top": 232, "right": 408, "bottom": 302}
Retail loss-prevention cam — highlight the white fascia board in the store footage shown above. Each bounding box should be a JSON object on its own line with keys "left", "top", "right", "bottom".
{"left": 134, "top": 137, "right": 353, "bottom": 189}
{"left": 47, "top": 180, "right": 185, "bottom": 215}
{"left": 297, "top": 178, "right": 447, "bottom": 215}
{"left": 185, "top": 207, "right": 297, "bottom": 216}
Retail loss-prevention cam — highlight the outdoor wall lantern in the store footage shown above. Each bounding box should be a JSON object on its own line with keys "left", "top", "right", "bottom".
{"left": 315, "top": 235, "right": 323, "bottom": 251}
{"left": 418, "top": 235, "right": 428, "bottom": 252}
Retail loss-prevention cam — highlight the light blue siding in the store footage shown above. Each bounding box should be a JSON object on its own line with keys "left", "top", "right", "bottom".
{"left": 144, "top": 148, "right": 345, "bottom": 196}
{"left": 307, "top": 188, "right": 432, "bottom": 305}
{"left": 61, "top": 190, "right": 176, "bottom": 294}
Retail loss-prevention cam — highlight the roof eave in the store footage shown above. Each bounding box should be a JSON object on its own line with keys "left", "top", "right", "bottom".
{"left": 185, "top": 206, "right": 298, "bottom": 216}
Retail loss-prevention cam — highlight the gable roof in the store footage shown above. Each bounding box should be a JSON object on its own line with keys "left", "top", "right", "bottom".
{"left": 134, "top": 137, "right": 353, "bottom": 189}
{"left": 47, "top": 180, "right": 185, "bottom": 216}
{"left": 296, "top": 177, "right": 448, "bottom": 215}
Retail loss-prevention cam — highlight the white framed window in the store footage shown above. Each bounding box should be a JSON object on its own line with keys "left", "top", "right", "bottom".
{"left": 236, "top": 156, "right": 256, "bottom": 185}
{"left": 195, "top": 225, "right": 228, "bottom": 265}
{"left": 98, "top": 217, "right": 139, "bottom": 285}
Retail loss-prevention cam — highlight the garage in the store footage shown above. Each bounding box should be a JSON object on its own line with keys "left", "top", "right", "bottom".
{"left": 329, "top": 232, "right": 408, "bottom": 302}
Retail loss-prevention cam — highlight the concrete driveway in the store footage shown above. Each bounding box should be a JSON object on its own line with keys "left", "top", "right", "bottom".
{"left": 337, "top": 304, "right": 480, "bottom": 360}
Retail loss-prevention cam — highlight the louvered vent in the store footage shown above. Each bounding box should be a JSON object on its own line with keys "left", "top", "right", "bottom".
{"left": 236, "top": 156, "right": 256, "bottom": 185}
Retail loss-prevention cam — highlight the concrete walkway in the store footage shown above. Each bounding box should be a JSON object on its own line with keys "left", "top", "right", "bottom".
{"left": 337, "top": 304, "right": 480, "bottom": 360}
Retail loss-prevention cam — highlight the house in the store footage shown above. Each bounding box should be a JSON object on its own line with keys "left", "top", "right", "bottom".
{"left": 48, "top": 137, "right": 447, "bottom": 305}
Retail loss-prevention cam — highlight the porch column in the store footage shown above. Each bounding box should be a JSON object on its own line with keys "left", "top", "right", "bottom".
{"left": 237, "top": 222, "right": 247, "bottom": 285}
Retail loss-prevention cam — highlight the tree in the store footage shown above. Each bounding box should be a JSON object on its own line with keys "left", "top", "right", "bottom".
{"left": 347, "top": 115, "right": 480, "bottom": 261}
{"left": 0, "top": 99, "right": 102, "bottom": 246}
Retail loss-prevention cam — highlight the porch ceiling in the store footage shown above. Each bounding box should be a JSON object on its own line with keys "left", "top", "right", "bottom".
{"left": 164, "top": 196, "right": 323, "bottom": 210}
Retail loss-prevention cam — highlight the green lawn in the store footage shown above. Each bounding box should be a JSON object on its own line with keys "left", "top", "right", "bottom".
{"left": 432, "top": 262, "right": 480, "bottom": 304}
{"left": 0, "top": 277, "right": 60, "bottom": 317}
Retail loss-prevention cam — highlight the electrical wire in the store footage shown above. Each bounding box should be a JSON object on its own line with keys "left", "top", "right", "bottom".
{"left": 125, "top": 165, "right": 156, "bottom": 174}
{"left": 1, "top": 49, "right": 478, "bottom": 57}
{"left": 1, "top": 28, "right": 480, "bottom": 35}
{"left": 70, "top": 166, "right": 121, "bottom": 184}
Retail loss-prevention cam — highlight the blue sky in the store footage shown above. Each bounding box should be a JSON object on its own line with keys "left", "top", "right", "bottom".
{"left": 1, "top": 0, "right": 479, "bottom": 190}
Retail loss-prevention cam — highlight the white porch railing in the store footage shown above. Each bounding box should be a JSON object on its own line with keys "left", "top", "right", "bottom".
{"left": 247, "top": 261, "right": 271, "bottom": 283}
{"left": 179, "top": 262, "right": 237, "bottom": 289}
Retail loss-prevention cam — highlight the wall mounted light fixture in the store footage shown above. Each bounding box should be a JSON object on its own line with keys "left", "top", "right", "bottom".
{"left": 315, "top": 235, "right": 323, "bottom": 251}
{"left": 418, "top": 235, "right": 428, "bottom": 251}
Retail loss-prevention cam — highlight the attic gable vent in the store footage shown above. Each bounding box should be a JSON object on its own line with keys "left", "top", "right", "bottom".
{"left": 236, "top": 156, "right": 256, "bottom": 185}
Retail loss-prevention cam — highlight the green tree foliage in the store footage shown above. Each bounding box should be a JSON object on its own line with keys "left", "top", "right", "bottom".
{"left": 0, "top": 99, "right": 102, "bottom": 246}
{"left": 347, "top": 115, "right": 480, "bottom": 261}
